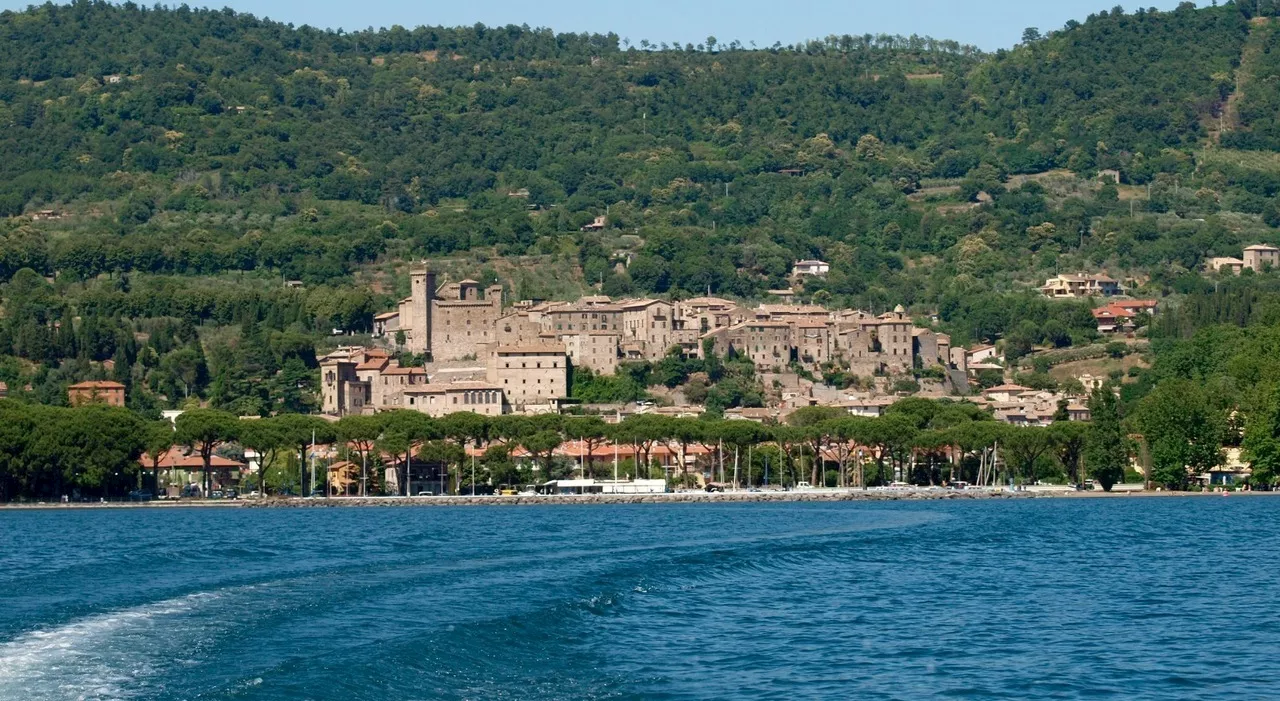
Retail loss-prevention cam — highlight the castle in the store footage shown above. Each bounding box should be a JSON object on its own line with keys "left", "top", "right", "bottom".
{"left": 373, "top": 267, "right": 505, "bottom": 362}
{"left": 321, "top": 269, "right": 963, "bottom": 418}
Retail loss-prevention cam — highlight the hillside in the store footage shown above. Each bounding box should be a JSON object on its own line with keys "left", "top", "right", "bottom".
{"left": 4, "top": 1, "right": 1280, "bottom": 412}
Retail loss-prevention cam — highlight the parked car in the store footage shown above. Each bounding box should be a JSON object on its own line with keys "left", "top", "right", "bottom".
{"left": 309, "top": 489, "right": 326, "bottom": 498}
{"left": 127, "top": 490, "right": 152, "bottom": 502}
{"left": 224, "top": 489, "right": 238, "bottom": 500}
{"left": 180, "top": 485, "right": 201, "bottom": 498}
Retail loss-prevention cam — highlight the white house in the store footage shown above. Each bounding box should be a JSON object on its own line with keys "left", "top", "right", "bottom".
{"left": 792, "top": 260, "right": 830, "bottom": 277}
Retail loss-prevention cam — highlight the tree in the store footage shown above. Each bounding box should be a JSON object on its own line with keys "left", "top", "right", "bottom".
{"left": 1085, "top": 387, "right": 1127, "bottom": 491}
{"left": 174, "top": 409, "right": 239, "bottom": 497}
{"left": 1135, "top": 379, "right": 1224, "bottom": 490}
{"left": 274, "top": 413, "right": 338, "bottom": 496}
{"left": 440, "top": 412, "right": 490, "bottom": 493}
{"left": 611, "top": 414, "right": 673, "bottom": 478}
{"left": 520, "top": 430, "right": 564, "bottom": 477}
{"left": 51, "top": 406, "right": 146, "bottom": 497}
{"left": 379, "top": 411, "right": 439, "bottom": 496}
{"left": 564, "top": 416, "right": 609, "bottom": 478}
{"left": 820, "top": 418, "right": 866, "bottom": 487}
{"left": 716, "top": 420, "right": 769, "bottom": 488}
{"left": 861, "top": 414, "right": 919, "bottom": 485}
{"left": 1049, "top": 420, "right": 1089, "bottom": 486}
{"left": 1241, "top": 383, "right": 1280, "bottom": 488}
{"left": 239, "top": 417, "right": 286, "bottom": 495}
{"left": 143, "top": 419, "right": 176, "bottom": 493}
{"left": 1000, "top": 426, "right": 1054, "bottom": 486}
{"left": 335, "top": 414, "right": 383, "bottom": 496}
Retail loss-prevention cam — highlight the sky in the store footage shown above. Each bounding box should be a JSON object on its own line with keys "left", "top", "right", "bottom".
{"left": 1, "top": 0, "right": 1192, "bottom": 51}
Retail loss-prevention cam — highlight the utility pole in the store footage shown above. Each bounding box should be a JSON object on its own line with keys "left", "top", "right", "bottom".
{"left": 309, "top": 429, "right": 316, "bottom": 497}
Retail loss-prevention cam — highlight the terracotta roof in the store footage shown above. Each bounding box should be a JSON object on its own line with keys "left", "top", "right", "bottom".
{"left": 355, "top": 358, "right": 390, "bottom": 371}
{"left": 759, "top": 304, "right": 828, "bottom": 315}
{"left": 383, "top": 366, "right": 427, "bottom": 376}
{"left": 495, "top": 344, "right": 566, "bottom": 355}
{"left": 444, "top": 381, "right": 503, "bottom": 390}
{"left": 403, "top": 386, "right": 447, "bottom": 394}
{"left": 374, "top": 312, "right": 399, "bottom": 320}
{"left": 1244, "top": 244, "right": 1280, "bottom": 251}
{"left": 69, "top": 381, "right": 125, "bottom": 390}
{"left": 1112, "top": 299, "right": 1158, "bottom": 308}
{"left": 679, "top": 297, "right": 737, "bottom": 307}
{"left": 140, "top": 447, "right": 245, "bottom": 470}
{"left": 620, "top": 299, "right": 666, "bottom": 310}
{"left": 547, "top": 303, "right": 623, "bottom": 313}
{"left": 983, "top": 384, "right": 1031, "bottom": 393}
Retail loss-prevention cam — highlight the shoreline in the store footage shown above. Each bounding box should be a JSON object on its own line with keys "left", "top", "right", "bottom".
{"left": 4, "top": 487, "right": 1277, "bottom": 510}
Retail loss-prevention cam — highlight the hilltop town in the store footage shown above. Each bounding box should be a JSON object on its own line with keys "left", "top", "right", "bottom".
{"left": 320, "top": 260, "right": 1160, "bottom": 428}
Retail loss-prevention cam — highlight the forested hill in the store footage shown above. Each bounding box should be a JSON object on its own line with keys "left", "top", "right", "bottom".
{"left": 0, "top": 2, "right": 1255, "bottom": 207}
{"left": 1, "top": 1, "right": 1279, "bottom": 307}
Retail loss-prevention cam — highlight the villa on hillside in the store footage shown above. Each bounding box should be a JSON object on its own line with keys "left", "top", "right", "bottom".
{"left": 1040, "top": 273, "right": 1122, "bottom": 298}
{"left": 791, "top": 259, "right": 830, "bottom": 277}
{"left": 1205, "top": 244, "right": 1280, "bottom": 275}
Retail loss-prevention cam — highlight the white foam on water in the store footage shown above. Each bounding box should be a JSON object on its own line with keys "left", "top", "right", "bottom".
{"left": 0, "top": 591, "right": 224, "bottom": 700}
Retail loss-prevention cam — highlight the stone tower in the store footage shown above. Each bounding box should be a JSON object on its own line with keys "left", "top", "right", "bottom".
{"left": 406, "top": 266, "right": 436, "bottom": 357}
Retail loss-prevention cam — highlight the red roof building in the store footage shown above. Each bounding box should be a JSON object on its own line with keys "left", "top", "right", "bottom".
{"left": 67, "top": 380, "right": 126, "bottom": 407}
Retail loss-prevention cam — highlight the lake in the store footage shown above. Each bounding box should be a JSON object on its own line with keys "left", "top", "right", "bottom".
{"left": 1, "top": 498, "right": 1277, "bottom": 699}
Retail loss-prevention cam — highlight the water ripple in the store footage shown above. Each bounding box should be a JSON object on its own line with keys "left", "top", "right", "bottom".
{"left": 0, "top": 499, "right": 1278, "bottom": 699}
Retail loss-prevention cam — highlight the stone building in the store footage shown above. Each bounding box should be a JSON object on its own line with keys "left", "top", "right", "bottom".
{"left": 794, "top": 321, "right": 833, "bottom": 368}
{"left": 701, "top": 321, "right": 794, "bottom": 370}
{"left": 396, "top": 268, "right": 504, "bottom": 361}
{"left": 621, "top": 299, "right": 678, "bottom": 360}
{"left": 565, "top": 332, "right": 620, "bottom": 376}
{"left": 1243, "top": 244, "right": 1280, "bottom": 272}
{"left": 403, "top": 382, "right": 506, "bottom": 417}
{"left": 67, "top": 380, "right": 126, "bottom": 407}
{"left": 487, "top": 345, "right": 569, "bottom": 411}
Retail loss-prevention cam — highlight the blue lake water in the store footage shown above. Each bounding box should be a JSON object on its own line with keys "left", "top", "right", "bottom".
{"left": 1, "top": 498, "right": 1278, "bottom": 700}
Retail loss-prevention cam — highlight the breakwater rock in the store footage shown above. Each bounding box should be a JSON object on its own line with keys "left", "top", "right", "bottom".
{"left": 248, "top": 489, "right": 1038, "bottom": 508}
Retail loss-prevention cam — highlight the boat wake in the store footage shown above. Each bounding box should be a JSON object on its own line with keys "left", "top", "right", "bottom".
{"left": 0, "top": 590, "right": 230, "bottom": 700}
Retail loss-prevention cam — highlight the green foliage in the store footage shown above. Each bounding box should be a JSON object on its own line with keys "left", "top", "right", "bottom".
{"left": 1085, "top": 388, "right": 1128, "bottom": 491}
{"left": 570, "top": 365, "right": 648, "bottom": 403}
{"left": 1135, "top": 379, "right": 1224, "bottom": 490}
{"left": 1241, "top": 383, "right": 1280, "bottom": 487}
